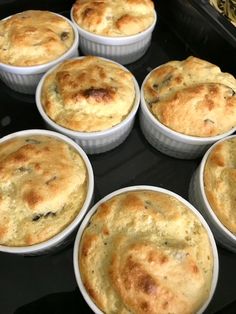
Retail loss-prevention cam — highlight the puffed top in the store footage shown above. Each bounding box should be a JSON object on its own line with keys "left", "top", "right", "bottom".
{"left": 79, "top": 190, "right": 214, "bottom": 314}
{"left": 0, "top": 135, "right": 87, "bottom": 246}
{"left": 0, "top": 10, "right": 74, "bottom": 66}
{"left": 41, "top": 56, "right": 136, "bottom": 132}
{"left": 72, "top": 0, "right": 155, "bottom": 36}
{"left": 204, "top": 137, "right": 236, "bottom": 234}
{"left": 143, "top": 56, "right": 236, "bottom": 137}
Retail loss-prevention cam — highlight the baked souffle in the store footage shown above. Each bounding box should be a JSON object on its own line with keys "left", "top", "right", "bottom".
{"left": 79, "top": 190, "right": 214, "bottom": 314}
{"left": 143, "top": 56, "right": 236, "bottom": 137}
{"left": 72, "top": 0, "right": 155, "bottom": 36}
{"left": 0, "top": 10, "right": 74, "bottom": 66}
{"left": 0, "top": 135, "right": 87, "bottom": 246}
{"left": 204, "top": 137, "right": 236, "bottom": 234}
{"left": 40, "top": 56, "right": 136, "bottom": 132}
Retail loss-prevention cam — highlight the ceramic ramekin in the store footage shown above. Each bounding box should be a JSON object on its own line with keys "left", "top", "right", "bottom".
{"left": 189, "top": 135, "right": 236, "bottom": 252}
{"left": 73, "top": 185, "right": 219, "bottom": 314}
{"left": 139, "top": 68, "right": 236, "bottom": 159}
{"left": 0, "top": 129, "right": 94, "bottom": 255}
{"left": 35, "top": 56, "right": 140, "bottom": 155}
{"left": 0, "top": 12, "right": 79, "bottom": 94}
{"left": 70, "top": 8, "right": 156, "bottom": 65}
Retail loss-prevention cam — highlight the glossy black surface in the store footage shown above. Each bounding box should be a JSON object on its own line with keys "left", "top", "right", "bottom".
{"left": 157, "top": 0, "right": 236, "bottom": 75}
{"left": 0, "top": 1, "right": 236, "bottom": 314}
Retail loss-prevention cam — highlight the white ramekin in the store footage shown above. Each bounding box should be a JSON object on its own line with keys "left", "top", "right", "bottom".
{"left": 189, "top": 135, "right": 236, "bottom": 252}
{"left": 70, "top": 8, "right": 157, "bottom": 65}
{"left": 0, "top": 12, "right": 79, "bottom": 94}
{"left": 35, "top": 56, "right": 140, "bottom": 155}
{"left": 140, "top": 69, "right": 236, "bottom": 159}
{"left": 0, "top": 129, "right": 94, "bottom": 255}
{"left": 73, "top": 185, "right": 219, "bottom": 314}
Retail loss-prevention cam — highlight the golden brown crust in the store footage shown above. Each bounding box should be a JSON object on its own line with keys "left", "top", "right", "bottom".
{"left": 72, "top": 0, "right": 155, "bottom": 36}
{"left": 0, "top": 135, "right": 87, "bottom": 246}
{"left": 143, "top": 56, "right": 236, "bottom": 137}
{"left": 0, "top": 10, "right": 74, "bottom": 66}
{"left": 41, "top": 56, "right": 136, "bottom": 132}
{"left": 79, "top": 190, "right": 214, "bottom": 314}
{"left": 204, "top": 137, "right": 236, "bottom": 234}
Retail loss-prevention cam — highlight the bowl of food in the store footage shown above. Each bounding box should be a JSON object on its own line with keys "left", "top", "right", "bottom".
{"left": 36, "top": 56, "right": 140, "bottom": 154}
{"left": 74, "top": 185, "right": 218, "bottom": 314}
{"left": 189, "top": 134, "right": 236, "bottom": 252}
{"left": 140, "top": 56, "right": 236, "bottom": 159}
{"left": 70, "top": 0, "right": 156, "bottom": 64}
{"left": 0, "top": 129, "right": 94, "bottom": 255}
{"left": 0, "top": 10, "right": 79, "bottom": 94}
